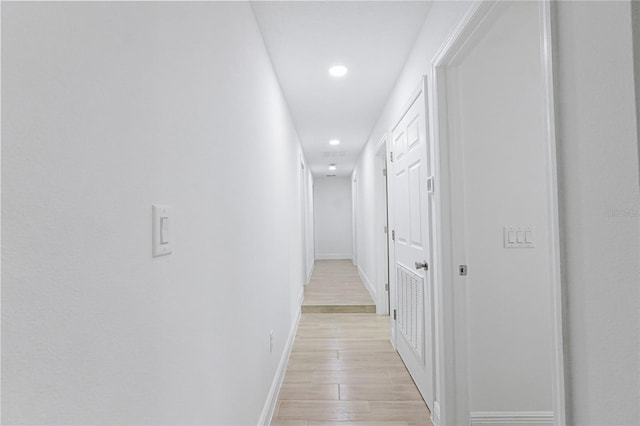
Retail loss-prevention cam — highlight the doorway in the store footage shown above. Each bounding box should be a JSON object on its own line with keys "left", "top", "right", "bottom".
{"left": 431, "top": 2, "right": 564, "bottom": 424}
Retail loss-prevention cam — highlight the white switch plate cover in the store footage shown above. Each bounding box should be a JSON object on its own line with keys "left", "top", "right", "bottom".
{"left": 153, "top": 205, "right": 172, "bottom": 257}
{"left": 504, "top": 226, "right": 535, "bottom": 248}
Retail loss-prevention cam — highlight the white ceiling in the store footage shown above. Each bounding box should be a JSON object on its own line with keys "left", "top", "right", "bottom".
{"left": 251, "top": 1, "right": 431, "bottom": 177}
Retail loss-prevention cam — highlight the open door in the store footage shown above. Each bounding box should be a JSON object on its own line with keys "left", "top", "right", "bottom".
{"left": 388, "top": 77, "right": 435, "bottom": 409}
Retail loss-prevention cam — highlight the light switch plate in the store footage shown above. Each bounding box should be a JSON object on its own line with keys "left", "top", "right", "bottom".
{"left": 153, "top": 205, "right": 172, "bottom": 257}
{"left": 504, "top": 226, "right": 535, "bottom": 248}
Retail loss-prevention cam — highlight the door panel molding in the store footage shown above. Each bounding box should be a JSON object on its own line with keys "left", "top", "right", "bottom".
{"left": 388, "top": 76, "right": 436, "bottom": 416}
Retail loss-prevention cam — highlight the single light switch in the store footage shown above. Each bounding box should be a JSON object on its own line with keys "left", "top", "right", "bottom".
{"left": 508, "top": 231, "right": 516, "bottom": 244}
{"left": 153, "top": 205, "right": 172, "bottom": 257}
{"left": 516, "top": 231, "right": 525, "bottom": 243}
{"left": 160, "top": 217, "right": 169, "bottom": 244}
{"left": 525, "top": 231, "right": 533, "bottom": 244}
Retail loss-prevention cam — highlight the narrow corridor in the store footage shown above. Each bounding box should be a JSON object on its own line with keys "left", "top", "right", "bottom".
{"left": 271, "top": 261, "right": 432, "bottom": 426}
{"left": 302, "top": 260, "right": 376, "bottom": 313}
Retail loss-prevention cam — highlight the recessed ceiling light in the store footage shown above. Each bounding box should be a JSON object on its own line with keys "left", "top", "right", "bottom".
{"left": 329, "top": 164, "right": 337, "bottom": 171}
{"left": 329, "top": 139, "right": 340, "bottom": 146}
{"left": 329, "top": 65, "right": 348, "bottom": 78}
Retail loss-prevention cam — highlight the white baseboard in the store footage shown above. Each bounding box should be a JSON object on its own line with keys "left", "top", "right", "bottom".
{"left": 305, "top": 263, "right": 314, "bottom": 284}
{"left": 257, "top": 305, "right": 302, "bottom": 426}
{"left": 357, "top": 265, "right": 377, "bottom": 303}
{"left": 470, "top": 411, "right": 554, "bottom": 425}
{"left": 432, "top": 401, "right": 441, "bottom": 426}
{"left": 315, "top": 253, "right": 352, "bottom": 260}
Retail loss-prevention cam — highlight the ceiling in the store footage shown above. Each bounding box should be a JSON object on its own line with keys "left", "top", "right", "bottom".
{"left": 251, "top": 1, "right": 431, "bottom": 177}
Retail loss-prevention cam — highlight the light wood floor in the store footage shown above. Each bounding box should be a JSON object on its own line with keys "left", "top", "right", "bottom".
{"left": 302, "top": 260, "right": 376, "bottom": 313}
{"left": 271, "top": 261, "right": 432, "bottom": 426}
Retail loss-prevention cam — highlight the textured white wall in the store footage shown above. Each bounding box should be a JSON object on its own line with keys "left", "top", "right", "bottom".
{"left": 314, "top": 178, "right": 353, "bottom": 259}
{"left": 2, "top": 2, "right": 304, "bottom": 425}
{"left": 554, "top": 2, "right": 640, "bottom": 424}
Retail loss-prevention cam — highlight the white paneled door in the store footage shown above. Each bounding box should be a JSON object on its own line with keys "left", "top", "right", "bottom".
{"left": 389, "top": 78, "right": 434, "bottom": 409}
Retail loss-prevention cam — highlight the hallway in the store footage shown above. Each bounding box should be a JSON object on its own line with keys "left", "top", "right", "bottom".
{"left": 3, "top": 2, "right": 639, "bottom": 425}
{"left": 302, "top": 260, "right": 375, "bottom": 313}
{"left": 271, "top": 261, "right": 431, "bottom": 426}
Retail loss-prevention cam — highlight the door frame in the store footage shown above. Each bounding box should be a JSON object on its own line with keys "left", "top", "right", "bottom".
{"left": 386, "top": 137, "right": 397, "bottom": 348}
{"left": 351, "top": 174, "right": 358, "bottom": 266}
{"left": 429, "top": 1, "right": 565, "bottom": 425}
{"left": 375, "top": 135, "right": 391, "bottom": 315}
{"left": 300, "top": 157, "right": 308, "bottom": 285}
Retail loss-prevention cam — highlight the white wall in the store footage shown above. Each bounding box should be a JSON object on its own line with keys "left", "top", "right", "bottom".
{"left": 352, "top": 1, "right": 472, "bottom": 315}
{"left": 2, "top": 3, "right": 305, "bottom": 425}
{"left": 354, "top": 1, "right": 640, "bottom": 424}
{"left": 314, "top": 177, "right": 353, "bottom": 260}
{"left": 554, "top": 2, "right": 640, "bottom": 424}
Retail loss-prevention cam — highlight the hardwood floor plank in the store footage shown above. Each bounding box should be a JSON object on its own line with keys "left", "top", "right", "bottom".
{"left": 289, "top": 350, "right": 338, "bottom": 361}
{"left": 270, "top": 420, "right": 308, "bottom": 426}
{"left": 308, "top": 422, "right": 409, "bottom": 426}
{"left": 339, "top": 384, "right": 423, "bottom": 401}
{"left": 276, "top": 401, "right": 371, "bottom": 422}
{"left": 288, "top": 359, "right": 363, "bottom": 371}
{"left": 279, "top": 384, "right": 339, "bottom": 400}
{"left": 311, "top": 369, "right": 392, "bottom": 385}
{"left": 369, "top": 401, "right": 432, "bottom": 426}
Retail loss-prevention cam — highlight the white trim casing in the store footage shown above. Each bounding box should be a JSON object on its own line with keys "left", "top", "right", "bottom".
{"left": 375, "top": 133, "right": 390, "bottom": 316}
{"left": 386, "top": 137, "right": 398, "bottom": 349}
{"left": 539, "top": 1, "right": 566, "bottom": 424}
{"left": 430, "top": 4, "right": 496, "bottom": 424}
{"left": 257, "top": 304, "right": 302, "bottom": 426}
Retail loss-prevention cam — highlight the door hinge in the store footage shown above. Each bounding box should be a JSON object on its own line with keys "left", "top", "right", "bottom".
{"left": 385, "top": 283, "right": 389, "bottom": 291}
{"left": 459, "top": 264, "right": 468, "bottom": 276}
{"left": 391, "top": 230, "right": 395, "bottom": 241}
{"left": 383, "top": 168, "right": 387, "bottom": 177}
{"left": 384, "top": 225, "right": 388, "bottom": 234}
{"left": 390, "top": 152, "right": 394, "bottom": 163}
{"left": 393, "top": 309, "right": 397, "bottom": 320}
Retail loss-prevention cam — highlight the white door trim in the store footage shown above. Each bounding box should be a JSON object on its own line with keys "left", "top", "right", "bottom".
{"left": 375, "top": 134, "right": 390, "bottom": 315}
{"left": 429, "top": 1, "right": 565, "bottom": 425}
{"left": 386, "top": 139, "right": 398, "bottom": 349}
{"left": 351, "top": 173, "right": 358, "bottom": 266}
{"left": 539, "top": 2, "right": 566, "bottom": 423}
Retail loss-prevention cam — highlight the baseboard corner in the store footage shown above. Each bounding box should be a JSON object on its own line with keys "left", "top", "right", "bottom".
{"left": 357, "top": 265, "right": 377, "bottom": 303}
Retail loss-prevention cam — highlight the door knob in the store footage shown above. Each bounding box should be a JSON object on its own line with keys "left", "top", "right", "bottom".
{"left": 415, "top": 261, "right": 429, "bottom": 270}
